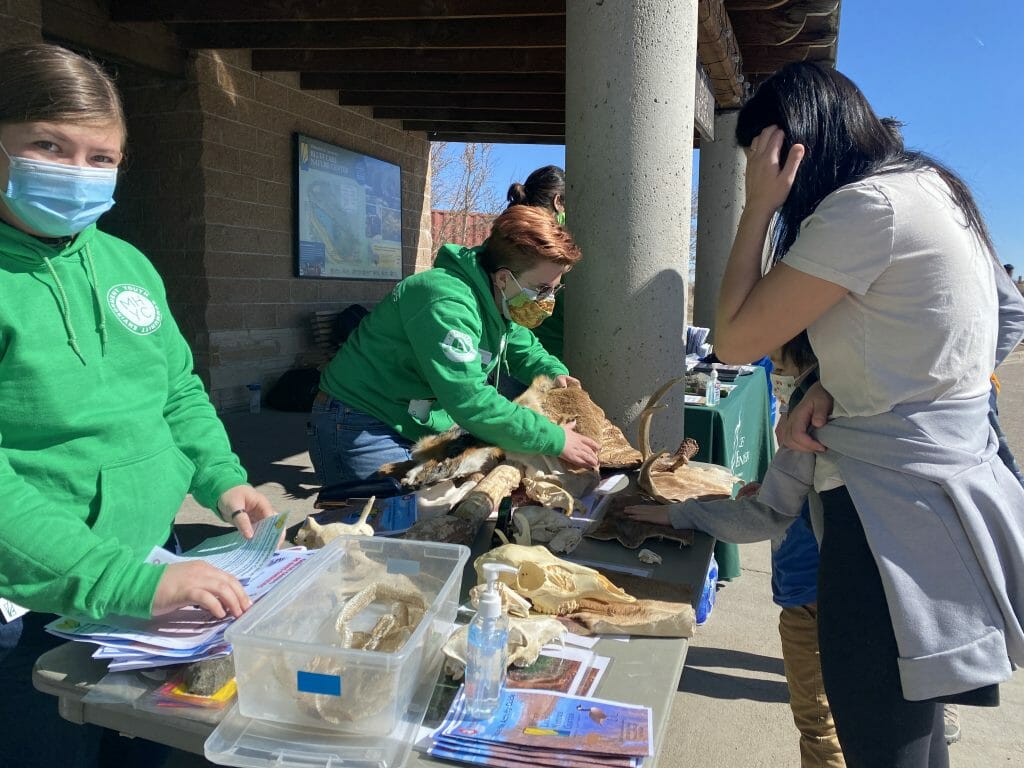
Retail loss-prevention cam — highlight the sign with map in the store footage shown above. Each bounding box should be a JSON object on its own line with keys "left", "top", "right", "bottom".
{"left": 294, "top": 133, "right": 403, "bottom": 280}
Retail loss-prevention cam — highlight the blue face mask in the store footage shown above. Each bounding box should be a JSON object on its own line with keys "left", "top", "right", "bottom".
{"left": 1, "top": 143, "right": 117, "bottom": 236}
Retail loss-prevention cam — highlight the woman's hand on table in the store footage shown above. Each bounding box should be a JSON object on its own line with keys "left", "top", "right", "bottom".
{"left": 780, "top": 381, "right": 832, "bottom": 452}
{"left": 559, "top": 420, "right": 600, "bottom": 469}
{"left": 152, "top": 561, "right": 251, "bottom": 619}
{"left": 622, "top": 505, "right": 671, "bottom": 526}
{"left": 552, "top": 374, "right": 582, "bottom": 389}
{"left": 217, "top": 484, "right": 276, "bottom": 539}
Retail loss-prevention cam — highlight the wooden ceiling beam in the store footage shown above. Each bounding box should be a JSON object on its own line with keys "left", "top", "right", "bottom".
{"left": 427, "top": 133, "right": 565, "bottom": 145}
{"left": 697, "top": 0, "right": 744, "bottom": 108}
{"left": 741, "top": 44, "right": 836, "bottom": 74}
{"left": 253, "top": 48, "right": 565, "bottom": 74}
{"left": 375, "top": 107, "right": 563, "bottom": 123}
{"left": 110, "top": 0, "right": 565, "bottom": 23}
{"left": 340, "top": 91, "right": 564, "bottom": 109}
{"left": 302, "top": 72, "right": 565, "bottom": 94}
{"left": 172, "top": 17, "right": 564, "bottom": 50}
{"left": 729, "top": 0, "right": 839, "bottom": 47}
{"left": 403, "top": 120, "right": 564, "bottom": 136}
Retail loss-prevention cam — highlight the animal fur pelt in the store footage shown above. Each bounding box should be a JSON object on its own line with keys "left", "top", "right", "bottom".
{"left": 380, "top": 376, "right": 642, "bottom": 487}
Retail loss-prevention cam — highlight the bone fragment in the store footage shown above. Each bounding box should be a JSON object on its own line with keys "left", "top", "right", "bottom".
{"left": 454, "top": 463, "right": 522, "bottom": 525}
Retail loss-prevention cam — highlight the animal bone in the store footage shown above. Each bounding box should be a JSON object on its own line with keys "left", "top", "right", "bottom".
{"left": 635, "top": 379, "right": 738, "bottom": 503}
{"left": 469, "top": 580, "right": 532, "bottom": 618}
{"left": 512, "top": 506, "right": 583, "bottom": 554}
{"left": 443, "top": 615, "right": 566, "bottom": 679}
{"left": 637, "top": 549, "right": 663, "bottom": 565}
{"left": 454, "top": 464, "right": 523, "bottom": 525}
{"left": 520, "top": 477, "right": 578, "bottom": 514}
{"left": 295, "top": 496, "right": 376, "bottom": 548}
{"left": 475, "top": 544, "right": 636, "bottom": 616}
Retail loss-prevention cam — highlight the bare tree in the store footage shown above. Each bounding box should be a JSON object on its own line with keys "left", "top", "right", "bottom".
{"left": 430, "top": 142, "right": 503, "bottom": 250}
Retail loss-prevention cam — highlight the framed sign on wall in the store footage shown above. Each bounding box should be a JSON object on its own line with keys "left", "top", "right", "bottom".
{"left": 294, "top": 133, "right": 403, "bottom": 280}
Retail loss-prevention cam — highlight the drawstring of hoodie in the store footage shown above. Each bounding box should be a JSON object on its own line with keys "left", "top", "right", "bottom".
{"left": 84, "top": 244, "right": 108, "bottom": 355}
{"left": 41, "top": 254, "right": 86, "bottom": 365}
{"left": 40, "top": 244, "right": 107, "bottom": 365}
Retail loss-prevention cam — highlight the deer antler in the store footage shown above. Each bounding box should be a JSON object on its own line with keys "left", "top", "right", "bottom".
{"left": 637, "top": 376, "right": 684, "bottom": 459}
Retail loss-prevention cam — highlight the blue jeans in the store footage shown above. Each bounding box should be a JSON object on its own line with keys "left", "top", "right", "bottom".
{"left": 307, "top": 396, "right": 414, "bottom": 487}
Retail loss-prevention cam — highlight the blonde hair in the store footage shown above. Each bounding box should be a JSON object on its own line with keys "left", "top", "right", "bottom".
{"left": 479, "top": 205, "right": 581, "bottom": 275}
{"left": 0, "top": 44, "right": 126, "bottom": 142}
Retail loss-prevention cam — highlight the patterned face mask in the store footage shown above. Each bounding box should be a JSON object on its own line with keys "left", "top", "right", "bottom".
{"left": 501, "top": 272, "right": 557, "bottom": 329}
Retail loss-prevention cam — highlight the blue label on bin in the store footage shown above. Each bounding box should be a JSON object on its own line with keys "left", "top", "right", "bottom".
{"left": 386, "top": 557, "right": 420, "bottom": 576}
{"left": 297, "top": 670, "right": 341, "bottom": 696}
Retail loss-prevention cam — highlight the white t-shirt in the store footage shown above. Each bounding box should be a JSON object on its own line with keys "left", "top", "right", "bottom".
{"left": 784, "top": 168, "right": 998, "bottom": 420}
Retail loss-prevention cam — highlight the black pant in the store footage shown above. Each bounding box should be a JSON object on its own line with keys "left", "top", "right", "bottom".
{"left": 817, "top": 486, "right": 949, "bottom": 768}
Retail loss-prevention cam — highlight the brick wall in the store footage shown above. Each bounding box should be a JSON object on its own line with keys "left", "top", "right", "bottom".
{"left": 3, "top": 0, "right": 434, "bottom": 412}
{"left": 190, "top": 50, "right": 433, "bottom": 410}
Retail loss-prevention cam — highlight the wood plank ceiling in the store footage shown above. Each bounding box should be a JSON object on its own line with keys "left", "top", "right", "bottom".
{"left": 108, "top": 0, "right": 840, "bottom": 145}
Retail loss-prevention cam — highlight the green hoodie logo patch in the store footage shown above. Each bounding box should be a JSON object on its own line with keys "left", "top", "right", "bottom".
{"left": 107, "top": 284, "right": 163, "bottom": 335}
{"left": 439, "top": 329, "right": 477, "bottom": 363}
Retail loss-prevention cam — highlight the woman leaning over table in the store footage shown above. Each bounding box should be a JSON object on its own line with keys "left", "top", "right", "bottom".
{"left": 308, "top": 204, "right": 600, "bottom": 488}
{"left": 713, "top": 62, "right": 1024, "bottom": 768}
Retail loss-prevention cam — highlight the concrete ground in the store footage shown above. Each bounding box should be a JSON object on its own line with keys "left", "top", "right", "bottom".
{"left": 169, "top": 348, "right": 1024, "bottom": 766}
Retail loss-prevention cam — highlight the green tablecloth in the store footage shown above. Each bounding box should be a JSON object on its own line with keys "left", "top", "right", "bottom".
{"left": 684, "top": 368, "right": 774, "bottom": 580}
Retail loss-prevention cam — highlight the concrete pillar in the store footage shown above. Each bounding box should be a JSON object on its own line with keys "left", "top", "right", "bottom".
{"left": 564, "top": 0, "right": 698, "bottom": 450}
{"left": 693, "top": 110, "right": 746, "bottom": 334}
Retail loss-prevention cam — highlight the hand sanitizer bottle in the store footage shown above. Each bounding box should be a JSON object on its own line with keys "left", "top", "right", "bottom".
{"left": 465, "top": 563, "right": 518, "bottom": 719}
{"left": 706, "top": 369, "right": 721, "bottom": 406}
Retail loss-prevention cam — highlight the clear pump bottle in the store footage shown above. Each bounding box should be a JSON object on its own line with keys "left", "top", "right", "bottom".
{"left": 465, "top": 563, "right": 518, "bottom": 719}
{"left": 706, "top": 369, "right": 721, "bottom": 406}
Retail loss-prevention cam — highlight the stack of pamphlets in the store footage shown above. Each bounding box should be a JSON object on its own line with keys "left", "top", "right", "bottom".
{"left": 428, "top": 687, "right": 653, "bottom": 768}
{"left": 45, "top": 514, "right": 313, "bottom": 671}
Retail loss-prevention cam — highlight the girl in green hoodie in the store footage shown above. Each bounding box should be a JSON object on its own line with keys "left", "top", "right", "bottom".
{"left": 311, "top": 204, "right": 600, "bottom": 487}
{"left": 0, "top": 43, "right": 276, "bottom": 767}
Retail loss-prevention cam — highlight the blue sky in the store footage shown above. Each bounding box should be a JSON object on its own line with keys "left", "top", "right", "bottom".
{"left": 469, "top": 1, "right": 1022, "bottom": 271}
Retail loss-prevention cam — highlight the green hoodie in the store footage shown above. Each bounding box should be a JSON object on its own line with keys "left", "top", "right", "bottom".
{"left": 321, "top": 244, "right": 570, "bottom": 455}
{"left": 0, "top": 221, "right": 247, "bottom": 620}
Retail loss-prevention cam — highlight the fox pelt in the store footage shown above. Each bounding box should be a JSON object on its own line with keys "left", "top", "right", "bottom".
{"left": 380, "top": 376, "right": 642, "bottom": 487}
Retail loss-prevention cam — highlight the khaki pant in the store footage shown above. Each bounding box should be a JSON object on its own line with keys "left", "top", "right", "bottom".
{"left": 779, "top": 604, "right": 846, "bottom": 768}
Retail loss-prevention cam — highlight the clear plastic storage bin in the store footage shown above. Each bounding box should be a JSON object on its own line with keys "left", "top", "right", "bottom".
{"left": 226, "top": 536, "right": 469, "bottom": 735}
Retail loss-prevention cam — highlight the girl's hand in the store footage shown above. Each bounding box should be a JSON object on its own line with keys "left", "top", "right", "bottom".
{"left": 622, "top": 505, "right": 671, "bottom": 526}
{"left": 745, "top": 125, "right": 805, "bottom": 213}
{"left": 152, "top": 561, "right": 251, "bottom": 619}
{"left": 217, "top": 485, "right": 276, "bottom": 539}
{"left": 780, "top": 381, "right": 832, "bottom": 453}
{"left": 552, "top": 374, "right": 582, "bottom": 389}
{"left": 559, "top": 421, "right": 600, "bottom": 469}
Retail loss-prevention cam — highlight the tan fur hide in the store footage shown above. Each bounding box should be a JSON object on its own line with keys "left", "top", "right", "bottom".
{"left": 380, "top": 377, "right": 642, "bottom": 488}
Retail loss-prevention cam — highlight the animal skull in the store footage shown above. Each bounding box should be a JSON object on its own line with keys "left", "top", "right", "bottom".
{"left": 474, "top": 544, "right": 636, "bottom": 615}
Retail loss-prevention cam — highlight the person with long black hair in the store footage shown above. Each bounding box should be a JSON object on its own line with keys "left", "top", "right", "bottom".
{"left": 712, "top": 62, "right": 1024, "bottom": 768}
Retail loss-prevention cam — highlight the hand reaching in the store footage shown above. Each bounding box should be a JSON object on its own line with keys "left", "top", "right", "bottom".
{"left": 559, "top": 420, "right": 600, "bottom": 470}
{"left": 622, "top": 505, "right": 671, "bottom": 526}
{"left": 217, "top": 484, "right": 276, "bottom": 539}
{"left": 152, "top": 561, "right": 251, "bottom": 619}
{"left": 552, "top": 374, "right": 582, "bottom": 389}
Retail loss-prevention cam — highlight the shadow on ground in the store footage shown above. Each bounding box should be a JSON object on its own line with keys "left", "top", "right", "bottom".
{"left": 679, "top": 646, "right": 789, "bottom": 703}
{"left": 221, "top": 409, "right": 320, "bottom": 501}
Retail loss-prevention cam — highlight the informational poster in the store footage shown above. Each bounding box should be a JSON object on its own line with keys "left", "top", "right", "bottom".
{"left": 294, "top": 133, "right": 403, "bottom": 280}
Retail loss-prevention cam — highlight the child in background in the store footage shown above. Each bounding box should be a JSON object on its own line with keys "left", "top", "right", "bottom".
{"left": 627, "top": 333, "right": 845, "bottom": 768}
